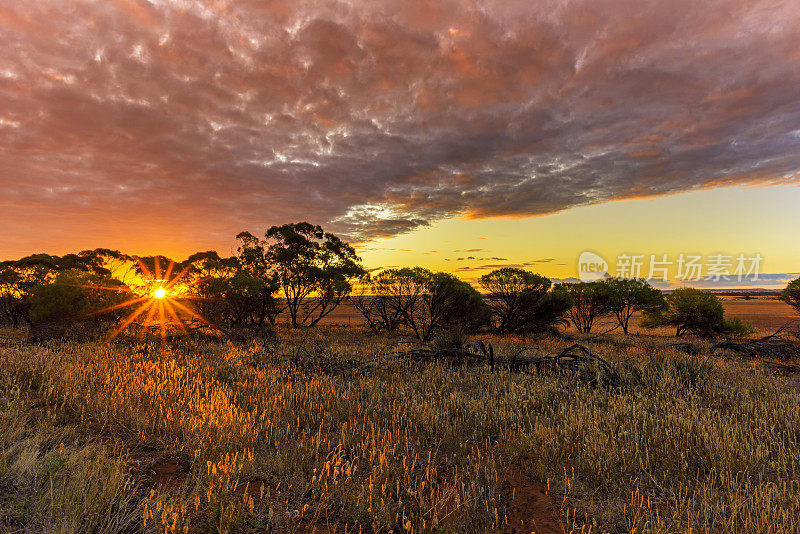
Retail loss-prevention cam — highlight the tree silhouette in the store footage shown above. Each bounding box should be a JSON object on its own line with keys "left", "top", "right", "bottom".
{"left": 600, "top": 278, "right": 665, "bottom": 334}
{"left": 782, "top": 277, "right": 800, "bottom": 316}
{"left": 479, "top": 268, "right": 564, "bottom": 333}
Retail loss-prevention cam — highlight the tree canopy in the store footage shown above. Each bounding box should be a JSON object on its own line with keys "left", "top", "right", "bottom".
{"left": 641, "top": 287, "right": 753, "bottom": 338}
{"left": 28, "top": 270, "right": 133, "bottom": 339}
{"left": 553, "top": 281, "right": 613, "bottom": 333}
{"left": 479, "top": 268, "right": 569, "bottom": 334}
{"left": 599, "top": 278, "right": 666, "bottom": 334}
{"left": 479, "top": 268, "right": 551, "bottom": 332}
{"left": 353, "top": 267, "right": 489, "bottom": 341}
{"left": 782, "top": 276, "right": 800, "bottom": 315}
{"left": 237, "top": 222, "right": 365, "bottom": 327}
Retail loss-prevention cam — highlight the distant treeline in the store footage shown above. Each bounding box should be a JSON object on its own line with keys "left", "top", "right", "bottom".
{"left": 2, "top": 222, "right": 798, "bottom": 341}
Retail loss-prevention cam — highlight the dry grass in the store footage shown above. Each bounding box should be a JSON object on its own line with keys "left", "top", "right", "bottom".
{"left": 1, "top": 327, "right": 799, "bottom": 533}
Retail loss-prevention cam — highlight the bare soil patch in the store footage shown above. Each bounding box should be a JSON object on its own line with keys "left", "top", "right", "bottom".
{"left": 501, "top": 465, "right": 561, "bottom": 534}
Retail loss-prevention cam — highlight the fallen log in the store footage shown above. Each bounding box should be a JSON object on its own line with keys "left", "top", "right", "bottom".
{"left": 710, "top": 323, "right": 800, "bottom": 360}
{"left": 373, "top": 340, "right": 629, "bottom": 388}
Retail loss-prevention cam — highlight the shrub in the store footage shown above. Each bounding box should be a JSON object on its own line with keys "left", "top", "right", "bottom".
{"left": 641, "top": 287, "right": 753, "bottom": 338}
{"left": 424, "top": 272, "right": 491, "bottom": 336}
{"left": 553, "top": 282, "right": 613, "bottom": 333}
{"left": 599, "top": 278, "right": 666, "bottom": 334}
{"left": 355, "top": 268, "right": 489, "bottom": 341}
{"left": 513, "top": 289, "right": 572, "bottom": 334}
{"left": 723, "top": 316, "right": 756, "bottom": 339}
{"left": 195, "top": 273, "right": 278, "bottom": 330}
{"left": 28, "top": 271, "right": 133, "bottom": 339}
{"left": 478, "top": 268, "right": 569, "bottom": 334}
{"left": 0, "top": 253, "right": 112, "bottom": 327}
{"left": 782, "top": 276, "right": 800, "bottom": 315}
{"left": 479, "top": 268, "right": 549, "bottom": 332}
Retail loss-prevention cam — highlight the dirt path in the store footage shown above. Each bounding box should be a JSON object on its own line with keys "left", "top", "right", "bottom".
{"left": 501, "top": 465, "right": 562, "bottom": 534}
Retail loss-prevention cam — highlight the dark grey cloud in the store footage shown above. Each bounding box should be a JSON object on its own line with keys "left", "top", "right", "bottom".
{"left": 456, "top": 263, "right": 526, "bottom": 271}
{"left": 1, "top": 0, "right": 799, "bottom": 256}
{"left": 454, "top": 256, "right": 507, "bottom": 261}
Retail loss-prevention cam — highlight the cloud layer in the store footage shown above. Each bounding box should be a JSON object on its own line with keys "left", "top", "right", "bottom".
{"left": 1, "top": 0, "right": 799, "bottom": 254}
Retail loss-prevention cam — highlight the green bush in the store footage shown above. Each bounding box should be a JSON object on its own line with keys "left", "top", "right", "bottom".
{"left": 723, "top": 316, "right": 756, "bottom": 339}
{"left": 28, "top": 271, "right": 133, "bottom": 339}
{"left": 644, "top": 352, "right": 716, "bottom": 390}
{"left": 782, "top": 276, "right": 800, "bottom": 315}
{"left": 641, "top": 287, "right": 753, "bottom": 338}
{"left": 479, "top": 268, "right": 570, "bottom": 334}
{"left": 355, "top": 267, "right": 490, "bottom": 341}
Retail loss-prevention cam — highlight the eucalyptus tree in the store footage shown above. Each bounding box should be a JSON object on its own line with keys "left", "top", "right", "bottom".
{"left": 599, "top": 278, "right": 665, "bottom": 334}
{"left": 479, "top": 268, "right": 551, "bottom": 332}
{"left": 238, "top": 222, "right": 365, "bottom": 327}
{"left": 553, "top": 281, "right": 613, "bottom": 333}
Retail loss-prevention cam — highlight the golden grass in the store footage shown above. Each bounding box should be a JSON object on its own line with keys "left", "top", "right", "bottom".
{"left": 1, "top": 328, "right": 799, "bottom": 533}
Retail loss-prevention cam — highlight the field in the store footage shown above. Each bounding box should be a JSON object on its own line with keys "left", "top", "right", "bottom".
{"left": 1, "top": 324, "right": 799, "bottom": 533}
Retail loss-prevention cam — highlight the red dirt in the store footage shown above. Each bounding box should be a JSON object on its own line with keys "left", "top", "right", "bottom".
{"left": 149, "top": 457, "right": 186, "bottom": 490}
{"left": 501, "top": 465, "right": 562, "bottom": 534}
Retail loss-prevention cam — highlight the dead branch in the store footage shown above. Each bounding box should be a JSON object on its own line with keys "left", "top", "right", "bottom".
{"left": 710, "top": 323, "right": 800, "bottom": 360}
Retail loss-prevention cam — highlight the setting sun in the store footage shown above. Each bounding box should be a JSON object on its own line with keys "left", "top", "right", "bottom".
{"left": 153, "top": 287, "right": 167, "bottom": 299}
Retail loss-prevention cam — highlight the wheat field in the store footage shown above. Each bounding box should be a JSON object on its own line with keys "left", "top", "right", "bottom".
{"left": 1, "top": 328, "right": 799, "bottom": 533}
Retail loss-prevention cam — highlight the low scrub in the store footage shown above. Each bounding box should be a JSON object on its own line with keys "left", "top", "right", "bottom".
{"left": 0, "top": 329, "right": 798, "bottom": 532}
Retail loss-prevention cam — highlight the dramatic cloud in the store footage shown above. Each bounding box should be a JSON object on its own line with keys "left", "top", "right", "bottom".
{"left": 1, "top": 0, "right": 799, "bottom": 255}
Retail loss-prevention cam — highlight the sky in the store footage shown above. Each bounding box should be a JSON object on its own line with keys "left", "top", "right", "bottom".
{"left": 1, "top": 0, "right": 799, "bottom": 286}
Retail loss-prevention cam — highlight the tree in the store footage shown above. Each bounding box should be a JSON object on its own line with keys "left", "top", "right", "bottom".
{"left": 641, "top": 287, "right": 753, "bottom": 338}
{"left": 183, "top": 251, "right": 278, "bottom": 330}
{"left": 782, "top": 277, "right": 800, "bottom": 315}
{"left": 553, "top": 282, "right": 613, "bottom": 333}
{"left": 401, "top": 270, "right": 489, "bottom": 341}
{"left": 240, "top": 223, "right": 365, "bottom": 327}
{"left": 128, "top": 255, "right": 180, "bottom": 296}
{"left": 425, "top": 272, "right": 491, "bottom": 337}
{"left": 479, "top": 268, "right": 551, "bottom": 332}
{"left": 478, "top": 268, "right": 570, "bottom": 334}
{"left": 599, "top": 278, "right": 666, "bottom": 334}
{"left": 195, "top": 273, "right": 276, "bottom": 329}
{"left": 354, "top": 268, "right": 489, "bottom": 340}
{"left": 513, "top": 289, "right": 572, "bottom": 334}
{"left": 350, "top": 271, "right": 411, "bottom": 334}
{"left": 352, "top": 267, "right": 433, "bottom": 336}
{"left": 0, "top": 266, "right": 30, "bottom": 327}
{"left": 79, "top": 248, "right": 136, "bottom": 284}
{"left": 28, "top": 270, "right": 133, "bottom": 339}
{"left": 0, "top": 253, "right": 111, "bottom": 327}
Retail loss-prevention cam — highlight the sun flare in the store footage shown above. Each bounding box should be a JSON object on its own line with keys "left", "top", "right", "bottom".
{"left": 153, "top": 287, "right": 167, "bottom": 299}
